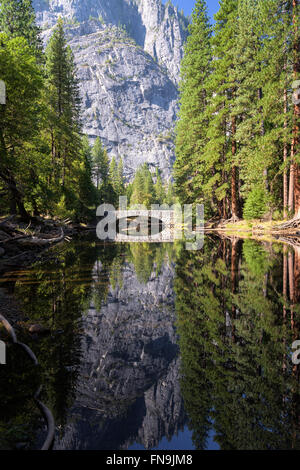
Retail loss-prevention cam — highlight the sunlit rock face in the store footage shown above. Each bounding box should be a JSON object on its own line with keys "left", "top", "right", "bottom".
{"left": 33, "top": 0, "right": 189, "bottom": 180}
{"left": 53, "top": 261, "right": 186, "bottom": 450}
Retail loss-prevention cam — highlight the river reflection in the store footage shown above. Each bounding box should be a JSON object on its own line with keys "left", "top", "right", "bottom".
{"left": 0, "top": 235, "right": 300, "bottom": 450}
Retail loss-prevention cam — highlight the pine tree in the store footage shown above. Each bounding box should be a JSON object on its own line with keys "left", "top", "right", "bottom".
{"left": 43, "top": 18, "right": 98, "bottom": 219}
{"left": 0, "top": 0, "right": 42, "bottom": 56}
{"left": 232, "top": 1, "right": 263, "bottom": 208}
{"left": 174, "top": 0, "right": 212, "bottom": 206}
{"left": 130, "top": 167, "right": 146, "bottom": 207}
{"left": 130, "top": 164, "right": 155, "bottom": 208}
{"left": 143, "top": 165, "right": 155, "bottom": 207}
{"left": 290, "top": 0, "right": 300, "bottom": 218}
{"left": 92, "top": 137, "right": 110, "bottom": 190}
{"left": 0, "top": 33, "right": 43, "bottom": 220}
{"left": 109, "top": 156, "right": 118, "bottom": 192}
{"left": 258, "top": 0, "right": 293, "bottom": 218}
{"left": 174, "top": 0, "right": 298, "bottom": 223}
{"left": 117, "top": 157, "right": 125, "bottom": 196}
{"left": 79, "top": 136, "right": 97, "bottom": 206}
{"left": 165, "top": 181, "right": 175, "bottom": 206}
{"left": 45, "top": 18, "right": 82, "bottom": 190}
{"left": 154, "top": 168, "right": 166, "bottom": 205}
{"left": 202, "top": 0, "right": 239, "bottom": 219}
{"left": 109, "top": 156, "right": 125, "bottom": 202}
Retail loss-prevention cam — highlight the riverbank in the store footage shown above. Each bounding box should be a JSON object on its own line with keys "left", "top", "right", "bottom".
{"left": 0, "top": 215, "right": 95, "bottom": 333}
{"left": 0, "top": 215, "right": 92, "bottom": 276}
{"left": 204, "top": 218, "right": 300, "bottom": 246}
{"left": 206, "top": 218, "right": 300, "bottom": 235}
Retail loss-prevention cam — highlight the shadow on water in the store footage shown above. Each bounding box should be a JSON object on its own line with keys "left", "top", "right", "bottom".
{"left": 1, "top": 233, "right": 300, "bottom": 449}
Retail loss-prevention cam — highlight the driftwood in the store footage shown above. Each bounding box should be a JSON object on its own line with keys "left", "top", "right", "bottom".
{"left": 277, "top": 236, "right": 300, "bottom": 248}
{"left": 274, "top": 218, "right": 300, "bottom": 231}
{"left": 16, "top": 227, "right": 65, "bottom": 247}
{"left": 0, "top": 216, "right": 14, "bottom": 226}
{"left": 0, "top": 227, "right": 64, "bottom": 246}
{"left": 0, "top": 233, "right": 32, "bottom": 245}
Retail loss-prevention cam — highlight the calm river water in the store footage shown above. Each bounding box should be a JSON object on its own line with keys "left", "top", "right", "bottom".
{"left": 0, "top": 234, "right": 300, "bottom": 450}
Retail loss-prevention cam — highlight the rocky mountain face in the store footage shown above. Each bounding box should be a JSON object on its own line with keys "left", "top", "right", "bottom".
{"left": 54, "top": 261, "right": 186, "bottom": 450}
{"left": 33, "top": 0, "right": 189, "bottom": 181}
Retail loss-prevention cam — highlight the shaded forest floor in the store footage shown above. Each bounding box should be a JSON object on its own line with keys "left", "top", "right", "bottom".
{"left": 0, "top": 215, "right": 91, "bottom": 275}
{"left": 0, "top": 215, "right": 92, "bottom": 331}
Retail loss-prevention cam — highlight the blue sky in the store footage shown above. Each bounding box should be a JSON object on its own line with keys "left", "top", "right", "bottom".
{"left": 163, "top": 0, "right": 220, "bottom": 20}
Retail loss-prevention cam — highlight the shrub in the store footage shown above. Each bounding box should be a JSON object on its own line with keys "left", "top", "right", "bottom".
{"left": 243, "top": 188, "right": 267, "bottom": 220}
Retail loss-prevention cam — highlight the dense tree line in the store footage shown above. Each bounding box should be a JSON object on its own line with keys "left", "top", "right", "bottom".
{"left": 128, "top": 163, "right": 176, "bottom": 208}
{"left": 175, "top": 0, "right": 300, "bottom": 222}
{"left": 0, "top": 0, "right": 129, "bottom": 222}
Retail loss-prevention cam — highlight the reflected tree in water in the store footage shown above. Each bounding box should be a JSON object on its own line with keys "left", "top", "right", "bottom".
{"left": 1, "top": 237, "right": 124, "bottom": 445}
{"left": 175, "top": 237, "right": 300, "bottom": 450}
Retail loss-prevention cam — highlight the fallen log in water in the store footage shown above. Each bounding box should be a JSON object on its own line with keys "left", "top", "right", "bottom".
{"left": 16, "top": 227, "right": 65, "bottom": 247}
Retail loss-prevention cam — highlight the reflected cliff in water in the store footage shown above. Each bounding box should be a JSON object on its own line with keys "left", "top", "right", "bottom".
{"left": 0, "top": 238, "right": 186, "bottom": 450}
{"left": 1, "top": 234, "right": 300, "bottom": 450}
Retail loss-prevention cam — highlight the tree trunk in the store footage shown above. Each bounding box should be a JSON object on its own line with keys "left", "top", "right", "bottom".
{"left": 289, "top": 163, "right": 295, "bottom": 213}
{"left": 294, "top": 165, "right": 300, "bottom": 218}
{"left": 9, "top": 196, "right": 17, "bottom": 215}
{"left": 258, "top": 87, "right": 268, "bottom": 191}
{"left": 0, "top": 131, "right": 30, "bottom": 222}
{"left": 292, "top": 0, "right": 300, "bottom": 218}
{"left": 231, "top": 116, "right": 239, "bottom": 220}
{"left": 7, "top": 176, "right": 30, "bottom": 221}
{"left": 283, "top": 60, "right": 289, "bottom": 218}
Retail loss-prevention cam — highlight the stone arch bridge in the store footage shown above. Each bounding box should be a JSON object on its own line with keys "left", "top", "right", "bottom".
{"left": 114, "top": 209, "right": 177, "bottom": 243}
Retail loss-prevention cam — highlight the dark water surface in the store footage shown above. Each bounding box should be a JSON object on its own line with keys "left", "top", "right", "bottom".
{"left": 1, "top": 234, "right": 300, "bottom": 450}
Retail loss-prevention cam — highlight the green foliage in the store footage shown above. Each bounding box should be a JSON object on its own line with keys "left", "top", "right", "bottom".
{"left": 154, "top": 168, "right": 166, "bottom": 205}
{"left": 109, "top": 156, "right": 125, "bottom": 201}
{"left": 0, "top": 0, "right": 42, "bottom": 57}
{"left": 175, "top": 238, "right": 300, "bottom": 450}
{"left": 43, "top": 18, "right": 96, "bottom": 221}
{"left": 243, "top": 187, "right": 267, "bottom": 220}
{"left": 130, "top": 163, "right": 155, "bottom": 208}
{"left": 127, "top": 243, "right": 169, "bottom": 283}
{"left": 0, "top": 33, "right": 44, "bottom": 219}
{"left": 92, "top": 137, "right": 110, "bottom": 190}
{"left": 0, "top": 6, "right": 98, "bottom": 222}
{"left": 242, "top": 239, "right": 269, "bottom": 276}
{"left": 175, "top": 0, "right": 297, "bottom": 221}
{"left": 174, "top": 0, "right": 212, "bottom": 208}
{"left": 165, "top": 181, "right": 176, "bottom": 206}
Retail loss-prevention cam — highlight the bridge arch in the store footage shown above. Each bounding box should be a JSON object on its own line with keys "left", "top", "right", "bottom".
{"left": 114, "top": 210, "right": 175, "bottom": 243}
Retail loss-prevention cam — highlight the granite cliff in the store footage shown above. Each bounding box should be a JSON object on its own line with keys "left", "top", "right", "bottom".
{"left": 33, "top": 0, "right": 189, "bottom": 180}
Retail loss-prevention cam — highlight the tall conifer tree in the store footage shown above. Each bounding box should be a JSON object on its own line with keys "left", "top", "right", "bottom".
{"left": 174, "top": 0, "right": 212, "bottom": 206}
{"left": 202, "top": 0, "right": 239, "bottom": 219}
{"left": 0, "top": 0, "right": 42, "bottom": 56}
